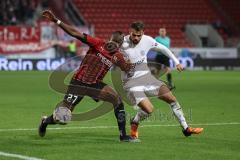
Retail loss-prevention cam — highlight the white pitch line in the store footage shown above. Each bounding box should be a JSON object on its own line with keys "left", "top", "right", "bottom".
{"left": 142, "top": 122, "right": 240, "bottom": 127}
{"left": 0, "top": 122, "right": 239, "bottom": 132}
{"left": 0, "top": 151, "right": 44, "bottom": 160}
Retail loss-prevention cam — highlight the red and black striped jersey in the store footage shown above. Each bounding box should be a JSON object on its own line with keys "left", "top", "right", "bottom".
{"left": 73, "top": 34, "right": 131, "bottom": 84}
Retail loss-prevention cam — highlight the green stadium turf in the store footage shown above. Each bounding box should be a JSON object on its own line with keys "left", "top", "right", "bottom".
{"left": 0, "top": 71, "right": 240, "bottom": 160}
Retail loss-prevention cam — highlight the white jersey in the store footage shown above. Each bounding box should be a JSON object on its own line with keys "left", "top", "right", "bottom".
{"left": 120, "top": 35, "right": 179, "bottom": 82}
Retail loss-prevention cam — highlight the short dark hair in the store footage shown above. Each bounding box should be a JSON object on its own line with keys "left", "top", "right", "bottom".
{"left": 111, "top": 31, "right": 124, "bottom": 44}
{"left": 130, "top": 21, "right": 145, "bottom": 31}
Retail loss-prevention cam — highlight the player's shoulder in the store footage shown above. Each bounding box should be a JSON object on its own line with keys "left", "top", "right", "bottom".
{"left": 155, "top": 36, "right": 161, "bottom": 40}
{"left": 142, "top": 35, "right": 155, "bottom": 42}
{"left": 123, "top": 35, "right": 130, "bottom": 43}
{"left": 166, "top": 36, "right": 171, "bottom": 41}
{"left": 93, "top": 36, "right": 105, "bottom": 43}
{"left": 121, "top": 35, "right": 131, "bottom": 50}
{"left": 86, "top": 34, "right": 104, "bottom": 44}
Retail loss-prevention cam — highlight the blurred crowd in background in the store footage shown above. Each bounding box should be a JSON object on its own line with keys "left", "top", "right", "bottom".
{"left": 0, "top": 0, "right": 49, "bottom": 26}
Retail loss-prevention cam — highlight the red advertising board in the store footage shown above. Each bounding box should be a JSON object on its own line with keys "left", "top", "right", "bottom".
{"left": 0, "top": 26, "right": 41, "bottom": 43}
{"left": 0, "top": 25, "right": 90, "bottom": 54}
{"left": 0, "top": 42, "right": 53, "bottom": 54}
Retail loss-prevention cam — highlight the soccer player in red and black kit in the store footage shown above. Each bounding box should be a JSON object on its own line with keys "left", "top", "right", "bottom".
{"left": 38, "top": 10, "right": 137, "bottom": 142}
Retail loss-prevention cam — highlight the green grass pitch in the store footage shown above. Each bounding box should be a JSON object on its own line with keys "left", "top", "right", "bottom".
{"left": 0, "top": 71, "right": 240, "bottom": 160}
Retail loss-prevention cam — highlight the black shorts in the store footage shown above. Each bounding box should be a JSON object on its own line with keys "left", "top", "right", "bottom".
{"left": 155, "top": 53, "right": 170, "bottom": 67}
{"left": 64, "top": 79, "right": 107, "bottom": 108}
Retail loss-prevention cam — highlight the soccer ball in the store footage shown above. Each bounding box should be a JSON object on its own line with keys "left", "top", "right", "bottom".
{"left": 53, "top": 106, "right": 72, "bottom": 124}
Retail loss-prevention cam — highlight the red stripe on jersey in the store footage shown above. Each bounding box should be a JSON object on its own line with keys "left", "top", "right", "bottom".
{"left": 73, "top": 35, "right": 129, "bottom": 84}
{"left": 73, "top": 36, "right": 112, "bottom": 84}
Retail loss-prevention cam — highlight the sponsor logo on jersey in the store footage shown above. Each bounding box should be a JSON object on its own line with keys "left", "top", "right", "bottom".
{"left": 96, "top": 53, "right": 113, "bottom": 67}
{"left": 132, "top": 58, "right": 145, "bottom": 68}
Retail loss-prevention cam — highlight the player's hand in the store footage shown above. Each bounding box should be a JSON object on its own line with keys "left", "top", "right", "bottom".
{"left": 176, "top": 64, "right": 184, "bottom": 72}
{"left": 42, "top": 10, "right": 57, "bottom": 23}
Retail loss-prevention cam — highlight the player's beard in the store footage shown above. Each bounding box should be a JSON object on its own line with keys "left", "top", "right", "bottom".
{"left": 130, "top": 37, "right": 140, "bottom": 45}
{"left": 132, "top": 39, "right": 139, "bottom": 44}
{"left": 104, "top": 41, "right": 119, "bottom": 53}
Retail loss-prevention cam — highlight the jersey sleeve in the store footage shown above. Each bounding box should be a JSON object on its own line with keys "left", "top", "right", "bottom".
{"left": 81, "top": 33, "right": 102, "bottom": 46}
{"left": 112, "top": 52, "right": 133, "bottom": 72}
{"left": 148, "top": 36, "right": 180, "bottom": 65}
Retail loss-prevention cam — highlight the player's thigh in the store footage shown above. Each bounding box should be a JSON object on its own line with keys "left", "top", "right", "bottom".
{"left": 97, "top": 84, "right": 121, "bottom": 106}
{"left": 144, "top": 74, "right": 164, "bottom": 97}
{"left": 158, "top": 85, "right": 176, "bottom": 103}
{"left": 136, "top": 75, "right": 172, "bottom": 105}
{"left": 64, "top": 81, "right": 84, "bottom": 110}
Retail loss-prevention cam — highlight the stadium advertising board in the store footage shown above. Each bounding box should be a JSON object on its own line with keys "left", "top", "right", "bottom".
{"left": 0, "top": 58, "right": 65, "bottom": 71}
{"left": 0, "top": 26, "right": 45, "bottom": 54}
{"left": 0, "top": 48, "right": 239, "bottom": 71}
{"left": 0, "top": 26, "right": 40, "bottom": 43}
{"left": 1, "top": 56, "right": 239, "bottom": 71}
{"left": 0, "top": 42, "right": 54, "bottom": 54}
{"left": 172, "top": 48, "right": 238, "bottom": 59}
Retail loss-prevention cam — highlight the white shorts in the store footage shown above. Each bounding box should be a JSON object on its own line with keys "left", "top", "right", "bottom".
{"left": 123, "top": 73, "right": 165, "bottom": 105}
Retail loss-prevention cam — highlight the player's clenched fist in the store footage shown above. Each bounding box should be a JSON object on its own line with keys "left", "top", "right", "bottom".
{"left": 176, "top": 64, "right": 184, "bottom": 72}
{"left": 42, "top": 10, "right": 57, "bottom": 23}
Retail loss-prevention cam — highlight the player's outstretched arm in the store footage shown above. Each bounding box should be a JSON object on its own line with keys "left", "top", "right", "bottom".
{"left": 42, "top": 10, "right": 85, "bottom": 40}
{"left": 152, "top": 41, "right": 184, "bottom": 72}
{"left": 176, "top": 64, "right": 184, "bottom": 72}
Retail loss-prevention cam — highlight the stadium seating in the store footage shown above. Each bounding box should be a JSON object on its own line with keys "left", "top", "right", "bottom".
{"left": 73, "top": 0, "right": 220, "bottom": 47}
{"left": 218, "top": 0, "right": 240, "bottom": 25}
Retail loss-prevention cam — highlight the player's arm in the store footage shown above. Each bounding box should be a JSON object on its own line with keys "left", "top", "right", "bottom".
{"left": 113, "top": 53, "right": 133, "bottom": 72}
{"left": 42, "top": 10, "right": 86, "bottom": 42}
{"left": 151, "top": 40, "right": 183, "bottom": 72}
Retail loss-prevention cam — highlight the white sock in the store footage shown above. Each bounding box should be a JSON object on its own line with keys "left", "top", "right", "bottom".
{"left": 133, "top": 109, "right": 149, "bottom": 124}
{"left": 170, "top": 102, "right": 188, "bottom": 130}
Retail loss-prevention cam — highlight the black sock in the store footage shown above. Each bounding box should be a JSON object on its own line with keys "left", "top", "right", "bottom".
{"left": 114, "top": 103, "right": 126, "bottom": 137}
{"left": 44, "top": 114, "right": 56, "bottom": 125}
{"left": 167, "top": 73, "right": 172, "bottom": 85}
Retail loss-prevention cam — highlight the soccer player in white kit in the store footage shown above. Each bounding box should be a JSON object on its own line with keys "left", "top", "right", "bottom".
{"left": 120, "top": 21, "right": 203, "bottom": 139}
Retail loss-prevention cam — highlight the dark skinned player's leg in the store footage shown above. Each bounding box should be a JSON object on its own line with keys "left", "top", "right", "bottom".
{"left": 71, "top": 82, "right": 135, "bottom": 141}
{"left": 69, "top": 82, "right": 132, "bottom": 141}
{"left": 38, "top": 98, "right": 83, "bottom": 137}
{"left": 96, "top": 84, "right": 127, "bottom": 139}
{"left": 80, "top": 82, "right": 132, "bottom": 141}
{"left": 43, "top": 79, "right": 85, "bottom": 125}
{"left": 38, "top": 80, "right": 84, "bottom": 137}
{"left": 43, "top": 97, "right": 84, "bottom": 125}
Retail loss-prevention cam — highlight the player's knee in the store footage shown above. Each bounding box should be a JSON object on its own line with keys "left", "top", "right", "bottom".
{"left": 161, "top": 94, "right": 176, "bottom": 104}
{"left": 166, "top": 95, "right": 177, "bottom": 104}
{"left": 140, "top": 104, "right": 153, "bottom": 114}
{"left": 147, "top": 107, "right": 154, "bottom": 114}
{"left": 107, "top": 94, "right": 122, "bottom": 107}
